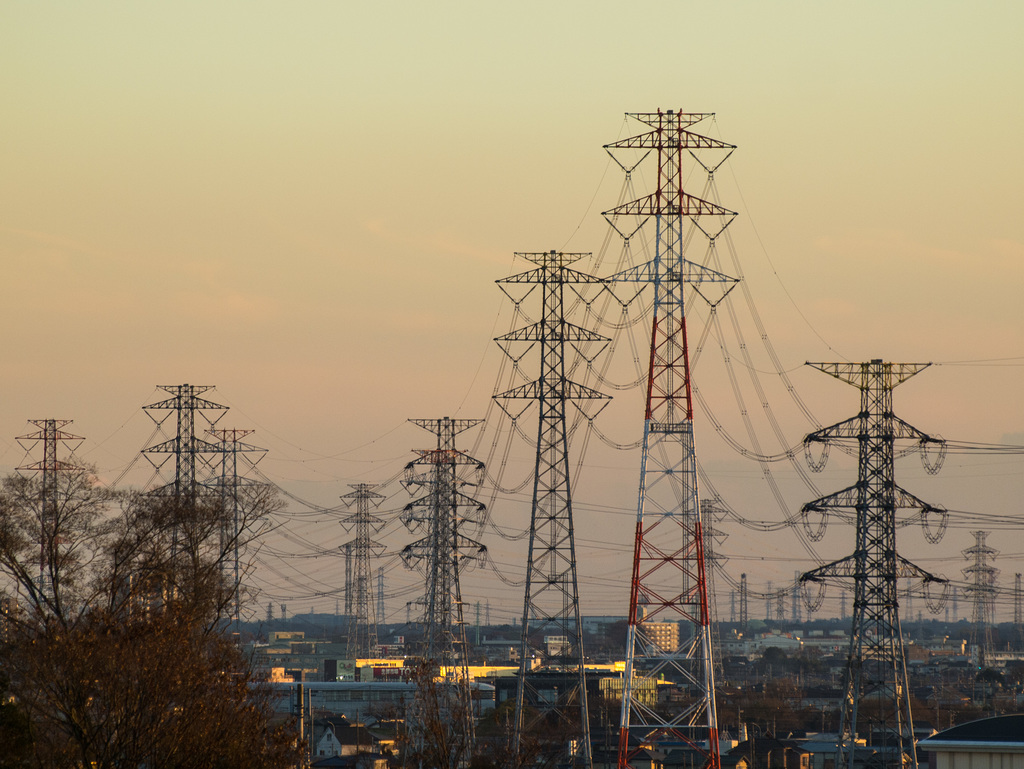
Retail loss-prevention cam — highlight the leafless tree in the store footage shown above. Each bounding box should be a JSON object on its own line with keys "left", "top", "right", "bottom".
{"left": 0, "top": 467, "right": 299, "bottom": 768}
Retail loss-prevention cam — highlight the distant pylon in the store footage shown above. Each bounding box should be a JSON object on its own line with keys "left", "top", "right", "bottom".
{"left": 343, "top": 543, "right": 353, "bottom": 618}
{"left": 792, "top": 572, "right": 802, "bottom": 623}
{"left": 495, "top": 250, "right": 609, "bottom": 768}
{"left": 340, "top": 484, "right": 386, "bottom": 658}
{"left": 739, "top": 574, "right": 748, "bottom": 632}
{"left": 209, "top": 427, "right": 265, "bottom": 636}
{"left": 377, "top": 567, "right": 385, "bottom": 628}
{"left": 800, "top": 360, "right": 947, "bottom": 769}
{"left": 604, "top": 110, "right": 738, "bottom": 769}
{"left": 401, "top": 417, "right": 486, "bottom": 762}
{"left": 962, "top": 530, "right": 998, "bottom": 666}
{"left": 1015, "top": 574, "right": 1023, "bottom": 649}
{"left": 17, "top": 419, "right": 83, "bottom": 607}
{"left": 142, "top": 384, "right": 227, "bottom": 502}
{"left": 700, "top": 498, "right": 728, "bottom": 628}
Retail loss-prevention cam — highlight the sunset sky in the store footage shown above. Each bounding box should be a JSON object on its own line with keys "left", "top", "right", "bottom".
{"left": 2, "top": 2, "right": 1022, "bottom": 624}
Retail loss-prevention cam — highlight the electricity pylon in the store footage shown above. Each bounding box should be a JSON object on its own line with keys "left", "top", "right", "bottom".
{"left": 1015, "top": 574, "right": 1023, "bottom": 650}
{"left": 604, "top": 110, "right": 738, "bottom": 769}
{"left": 340, "top": 484, "right": 385, "bottom": 658}
{"left": 401, "top": 417, "right": 486, "bottom": 765}
{"left": 962, "top": 530, "right": 998, "bottom": 666}
{"left": 209, "top": 427, "right": 266, "bottom": 636}
{"left": 739, "top": 574, "right": 748, "bottom": 632}
{"left": 800, "top": 360, "right": 946, "bottom": 769}
{"left": 17, "top": 419, "right": 83, "bottom": 608}
{"left": 142, "top": 384, "right": 227, "bottom": 503}
{"left": 495, "top": 250, "right": 609, "bottom": 768}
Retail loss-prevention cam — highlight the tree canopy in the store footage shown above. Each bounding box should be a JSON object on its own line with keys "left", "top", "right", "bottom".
{"left": 0, "top": 467, "right": 300, "bottom": 768}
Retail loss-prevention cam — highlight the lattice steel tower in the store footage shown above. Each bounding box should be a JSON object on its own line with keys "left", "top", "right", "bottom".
{"left": 340, "top": 484, "right": 385, "bottom": 658}
{"left": 800, "top": 361, "right": 946, "bottom": 769}
{"left": 495, "top": 250, "right": 609, "bottom": 768}
{"left": 17, "top": 419, "right": 83, "bottom": 608}
{"left": 401, "top": 417, "right": 486, "bottom": 765}
{"left": 143, "top": 384, "right": 227, "bottom": 503}
{"left": 1015, "top": 574, "right": 1023, "bottom": 649}
{"left": 209, "top": 427, "right": 265, "bottom": 635}
{"left": 604, "top": 111, "right": 738, "bottom": 769}
{"left": 962, "top": 530, "right": 998, "bottom": 666}
{"left": 739, "top": 574, "right": 748, "bottom": 632}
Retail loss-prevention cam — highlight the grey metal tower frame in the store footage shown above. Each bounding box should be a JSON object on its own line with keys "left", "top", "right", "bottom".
{"left": 800, "top": 360, "right": 946, "bottom": 769}
{"left": 209, "top": 427, "right": 265, "bottom": 636}
{"left": 604, "top": 111, "right": 738, "bottom": 769}
{"left": 495, "top": 250, "right": 609, "bottom": 768}
{"left": 340, "top": 483, "right": 385, "bottom": 658}
{"left": 17, "top": 419, "right": 83, "bottom": 609}
{"left": 143, "top": 384, "right": 227, "bottom": 503}
{"left": 401, "top": 417, "right": 486, "bottom": 765}
{"left": 962, "top": 530, "right": 998, "bottom": 666}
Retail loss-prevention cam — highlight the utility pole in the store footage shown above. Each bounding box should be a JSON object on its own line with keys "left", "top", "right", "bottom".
{"left": 800, "top": 360, "right": 947, "bottom": 769}
{"left": 496, "top": 250, "right": 609, "bottom": 768}
{"left": 17, "top": 419, "right": 83, "bottom": 608}
{"left": 604, "top": 110, "right": 738, "bottom": 769}
{"left": 340, "top": 484, "right": 385, "bottom": 659}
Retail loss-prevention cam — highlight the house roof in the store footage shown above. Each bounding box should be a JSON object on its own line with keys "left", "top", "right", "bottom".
{"left": 919, "top": 715, "right": 1024, "bottom": 747}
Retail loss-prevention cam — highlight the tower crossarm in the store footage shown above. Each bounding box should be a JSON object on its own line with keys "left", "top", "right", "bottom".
{"left": 404, "top": 449, "right": 484, "bottom": 470}
{"left": 802, "top": 482, "right": 945, "bottom": 516}
{"left": 605, "top": 258, "right": 738, "bottom": 288}
{"left": 498, "top": 265, "right": 608, "bottom": 286}
{"left": 495, "top": 380, "right": 609, "bottom": 401}
{"left": 802, "top": 554, "right": 945, "bottom": 584}
{"left": 144, "top": 386, "right": 226, "bottom": 414}
{"left": 806, "top": 361, "right": 931, "bottom": 389}
{"left": 806, "top": 414, "right": 944, "bottom": 444}
{"left": 604, "top": 192, "right": 736, "bottom": 218}
{"left": 144, "top": 435, "right": 226, "bottom": 454}
{"left": 606, "top": 129, "right": 735, "bottom": 151}
{"left": 621, "top": 111, "right": 716, "bottom": 128}
{"left": 496, "top": 320, "right": 610, "bottom": 344}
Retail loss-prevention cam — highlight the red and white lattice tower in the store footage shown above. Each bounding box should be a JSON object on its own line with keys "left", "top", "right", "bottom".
{"left": 604, "top": 111, "right": 738, "bottom": 769}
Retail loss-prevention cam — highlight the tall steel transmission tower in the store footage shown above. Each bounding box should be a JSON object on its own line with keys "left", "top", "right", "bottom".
{"left": 800, "top": 360, "right": 946, "bottom": 769}
{"left": 1015, "top": 573, "right": 1023, "bottom": 649}
{"left": 739, "top": 574, "right": 748, "bottom": 632}
{"left": 962, "top": 530, "right": 998, "bottom": 666}
{"left": 343, "top": 543, "right": 353, "bottom": 618}
{"left": 604, "top": 110, "right": 738, "bottom": 769}
{"left": 142, "top": 384, "right": 227, "bottom": 504}
{"left": 401, "top": 417, "right": 486, "bottom": 764}
{"left": 340, "top": 483, "right": 385, "bottom": 658}
{"left": 495, "top": 250, "right": 609, "bottom": 767}
{"left": 209, "top": 427, "right": 265, "bottom": 635}
{"left": 17, "top": 419, "right": 83, "bottom": 607}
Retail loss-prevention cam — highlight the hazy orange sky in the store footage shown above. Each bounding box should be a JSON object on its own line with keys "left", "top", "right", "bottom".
{"left": 2, "top": 3, "right": 1022, "bottom": 623}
